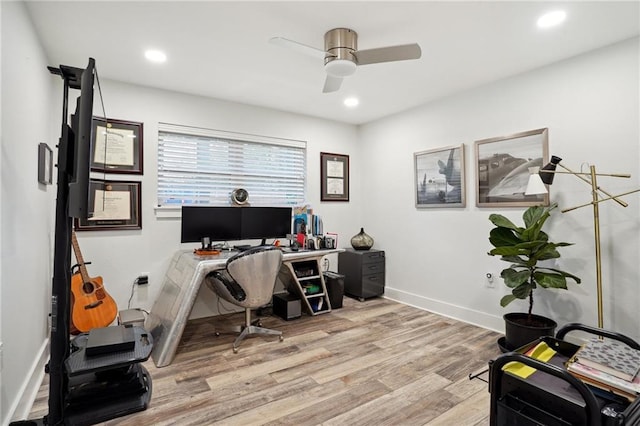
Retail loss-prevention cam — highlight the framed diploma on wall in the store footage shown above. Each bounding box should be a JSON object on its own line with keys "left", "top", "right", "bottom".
{"left": 75, "top": 180, "right": 142, "bottom": 231}
{"left": 321, "top": 152, "right": 349, "bottom": 202}
{"left": 91, "top": 117, "right": 143, "bottom": 174}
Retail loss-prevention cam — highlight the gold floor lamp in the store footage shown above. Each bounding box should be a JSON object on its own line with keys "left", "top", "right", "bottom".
{"left": 525, "top": 155, "right": 640, "bottom": 329}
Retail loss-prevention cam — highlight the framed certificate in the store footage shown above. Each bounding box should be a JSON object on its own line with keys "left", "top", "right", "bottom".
{"left": 91, "top": 117, "right": 143, "bottom": 174}
{"left": 321, "top": 152, "right": 349, "bottom": 202}
{"left": 75, "top": 180, "right": 142, "bottom": 231}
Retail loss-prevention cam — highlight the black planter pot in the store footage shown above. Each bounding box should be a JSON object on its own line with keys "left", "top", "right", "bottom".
{"left": 501, "top": 312, "right": 557, "bottom": 351}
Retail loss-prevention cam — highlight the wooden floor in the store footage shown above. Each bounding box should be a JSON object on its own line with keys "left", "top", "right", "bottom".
{"left": 29, "top": 297, "right": 501, "bottom": 425}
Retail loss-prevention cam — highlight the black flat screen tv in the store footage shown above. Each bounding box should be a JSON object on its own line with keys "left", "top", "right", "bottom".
{"left": 180, "top": 206, "right": 242, "bottom": 243}
{"left": 68, "top": 58, "right": 95, "bottom": 219}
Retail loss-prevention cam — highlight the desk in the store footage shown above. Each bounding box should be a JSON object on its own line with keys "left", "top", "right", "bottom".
{"left": 146, "top": 248, "right": 342, "bottom": 367}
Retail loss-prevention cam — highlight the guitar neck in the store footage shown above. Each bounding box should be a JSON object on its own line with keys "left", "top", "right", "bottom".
{"left": 71, "top": 231, "right": 91, "bottom": 283}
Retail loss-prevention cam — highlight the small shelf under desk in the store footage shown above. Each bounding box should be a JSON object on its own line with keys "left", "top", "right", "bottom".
{"left": 279, "top": 258, "right": 331, "bottom": 315}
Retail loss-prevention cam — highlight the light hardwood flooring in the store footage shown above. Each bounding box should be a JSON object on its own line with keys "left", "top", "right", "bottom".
{"left": 29, "top": 296, "right": 501, "bottom": 425}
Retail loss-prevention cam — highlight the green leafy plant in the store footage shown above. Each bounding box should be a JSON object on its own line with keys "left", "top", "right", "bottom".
{"left": 487, "top": 203, "right": 581, "bottom": 319}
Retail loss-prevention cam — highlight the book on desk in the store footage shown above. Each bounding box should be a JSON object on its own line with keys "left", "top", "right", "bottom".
{"left": 566, "top": 338, "right": 640, "bottom": 401}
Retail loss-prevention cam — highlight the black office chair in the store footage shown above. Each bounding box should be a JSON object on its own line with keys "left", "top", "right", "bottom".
{"left": 205, "top": 246, "right": 284, "bottom": 353}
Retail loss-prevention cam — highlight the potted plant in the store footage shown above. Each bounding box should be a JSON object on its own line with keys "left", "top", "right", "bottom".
{"left": 488, "top": 203, "right": 581, "bottom": 351}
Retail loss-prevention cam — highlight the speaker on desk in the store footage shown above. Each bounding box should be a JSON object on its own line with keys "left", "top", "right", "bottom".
{"left": 273, "top": 292, "right": 301, "bottom": 320}
{"left": 323, "top": 271, "right": 344, "bottom": 309}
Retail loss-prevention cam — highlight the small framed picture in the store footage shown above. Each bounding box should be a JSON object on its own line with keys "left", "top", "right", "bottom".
{"left": 91, "top": 117, "right": 143, "bottom": 174}
{"left": 414, "top": 144, "right": 466, "bottom": 208}
{"left": 38, "top": 143, "right": 53, "bottom": 185}
{"left": 75, "top": 179, "right": 142, "bottom": 231}
{"left": 321, "top": 152, "right": 349, "bottom": 202}
{"left": 475, "top": 128, "right": 549, "bottom": 207}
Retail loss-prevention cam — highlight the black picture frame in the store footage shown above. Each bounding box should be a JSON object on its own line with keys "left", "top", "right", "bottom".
{"left": 321, "top": 152, "right": 349, "bottom": 202}
{"left": 38, "top": 142, "right": 53, "bottom": 185}
{"left": 91, "top": 117, "right": 143, "bottom": 174}
{"left": 75, "top": 179, "right": 142, "bottom": 231}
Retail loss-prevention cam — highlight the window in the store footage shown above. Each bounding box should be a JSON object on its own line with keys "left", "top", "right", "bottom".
{"left": 157, "top": 123, "right": 306, "bottom": 207}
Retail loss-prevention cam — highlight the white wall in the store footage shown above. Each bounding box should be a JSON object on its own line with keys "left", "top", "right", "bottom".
{"left": 73, "top": 80, "right": 361, "bottom": 319}
{"left": 3, "top": 2, "right": 639, "bottom": 421}
{"left": 359, "top": 37, "right": 640, "bottom": 341}
{"left": 1, "top": 2, "right": 57, "bottom": 424}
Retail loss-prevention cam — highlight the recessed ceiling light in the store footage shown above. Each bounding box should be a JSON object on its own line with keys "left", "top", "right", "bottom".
{"left": 537, "top": 10, "right": 566, "bottom": 28}
{"left": 344, "top": 97, "right": 359, "bottom": 108}
{"left": 145, "top": 49, "right": 167, "bottom": 63}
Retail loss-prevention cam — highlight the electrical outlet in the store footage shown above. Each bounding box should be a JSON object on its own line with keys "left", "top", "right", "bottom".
{"left": 136, "top": 272, "right": 149, "bottom": 285}
{"left": 485, "top": 272, "right": 495, "bottom": 288}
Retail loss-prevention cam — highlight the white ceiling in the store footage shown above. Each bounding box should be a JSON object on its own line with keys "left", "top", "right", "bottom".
{"left": 25, "top": 1, "right": 640, "bottom": 125}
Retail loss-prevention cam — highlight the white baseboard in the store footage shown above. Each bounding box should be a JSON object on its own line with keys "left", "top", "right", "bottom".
{"left": 383, "top": 287, "right": 505, "bottom": 334}
{"left": 8, "top": 338, "right": 49, "bottom": 423}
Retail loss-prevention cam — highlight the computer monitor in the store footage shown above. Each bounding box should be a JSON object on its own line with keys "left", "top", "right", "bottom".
{"left": 180, "top": 206, "right": 242, "bottom": 244}
{"left": 240, "top": 207, "right": 292, "bottom": 244}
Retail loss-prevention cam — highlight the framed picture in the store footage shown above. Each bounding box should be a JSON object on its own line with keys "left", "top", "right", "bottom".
{"left": 38, "top": 143, "right": 53, "bottom": 185}
{"left": 414, "top": 144, "right": 466, "bottom": 208}
{"left": 75, "top": 179, "right": 142, "bottom": 231}
{"left": 475, "top": 128, "right": 549, "bottom": 207}
{"left": 321, "top": 152, "right": 349, "bottom": 202}
{"left": 91, "top": 117, "right": 143, "bottom": 174}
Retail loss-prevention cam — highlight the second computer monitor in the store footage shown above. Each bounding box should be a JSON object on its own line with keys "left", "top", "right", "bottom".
{"left": 241, "top": 207, "right": 292, "bottom": 241}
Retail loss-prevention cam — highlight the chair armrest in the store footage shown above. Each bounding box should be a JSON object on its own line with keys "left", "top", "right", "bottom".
{"left": 207, "top": 271, "right": 246, "bottom": 302}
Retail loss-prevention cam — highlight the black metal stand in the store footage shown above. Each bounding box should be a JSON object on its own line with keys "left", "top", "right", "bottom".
{"left": 10, "top": 62, "right": 152, "bottom": 426}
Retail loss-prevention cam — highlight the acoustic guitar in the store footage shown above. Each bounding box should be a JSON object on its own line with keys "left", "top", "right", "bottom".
{"left": 70, "top": 231, "right": 118, "bottom": 333}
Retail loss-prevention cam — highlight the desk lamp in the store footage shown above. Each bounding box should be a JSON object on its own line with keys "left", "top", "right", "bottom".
{"left": 525, "top": 156, "right": 640, "bottom": 328}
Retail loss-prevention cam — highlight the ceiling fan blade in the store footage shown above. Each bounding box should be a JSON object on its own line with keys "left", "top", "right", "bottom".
{"left": 269, "top": 37, "right": 326, "bottom": 59}
{"left": 354, "top": 43, "right": 422, "bottom": 66}
{"left": 322, "top": 75, "right": 343, "bottom": 93}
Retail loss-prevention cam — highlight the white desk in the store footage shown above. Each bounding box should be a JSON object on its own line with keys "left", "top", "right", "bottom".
{"left": 146, "top": 248, "right": 342, "bottom": 367}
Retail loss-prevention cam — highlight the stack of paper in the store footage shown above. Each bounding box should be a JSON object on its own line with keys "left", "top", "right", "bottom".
{"left": 566, "top": 338, "right": 640, "bottom": 401}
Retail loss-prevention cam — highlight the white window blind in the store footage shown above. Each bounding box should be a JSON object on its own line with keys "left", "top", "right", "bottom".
{"left": 157, "top": 124, "right": 306, "bottom": 206}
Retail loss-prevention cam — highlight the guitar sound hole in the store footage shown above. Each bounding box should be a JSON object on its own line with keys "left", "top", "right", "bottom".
{"left": 82, "top": 282, "right": 95, "bottom": 294}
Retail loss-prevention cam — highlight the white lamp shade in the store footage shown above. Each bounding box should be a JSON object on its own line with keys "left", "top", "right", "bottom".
{"left": 525, "top": 167, "right": 548, "bottom": 195}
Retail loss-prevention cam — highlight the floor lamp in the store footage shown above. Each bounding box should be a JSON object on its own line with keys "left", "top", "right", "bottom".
{"left": 525, "top": 156, "right": 640, "bottom": 329}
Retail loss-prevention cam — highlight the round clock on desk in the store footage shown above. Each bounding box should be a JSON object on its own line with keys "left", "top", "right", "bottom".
{"left": 231, "top": 188, "right": 249, "bottom": 205}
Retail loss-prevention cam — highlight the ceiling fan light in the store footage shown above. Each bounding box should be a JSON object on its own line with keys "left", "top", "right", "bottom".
{"left": 325, "top": 59, "right": 356, "bottom": 77}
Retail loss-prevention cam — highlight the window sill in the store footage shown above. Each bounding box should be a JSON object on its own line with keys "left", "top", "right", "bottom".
{"left": 154, "top": 206, "right": 181, "bottom": 219}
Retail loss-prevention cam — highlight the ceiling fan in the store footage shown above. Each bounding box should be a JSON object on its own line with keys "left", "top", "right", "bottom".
{"left": 270, "top": 28, "right": 422, "bottom": 93}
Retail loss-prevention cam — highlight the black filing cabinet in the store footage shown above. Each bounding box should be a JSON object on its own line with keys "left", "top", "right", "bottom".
{"left": 338, "top": 249, "right": 385, "bottom": 301}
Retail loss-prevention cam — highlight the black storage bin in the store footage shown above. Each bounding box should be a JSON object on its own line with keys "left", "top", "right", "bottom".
{"left": 323, "top": 271, "right": 344, "bottom": 309}
{"left": 272, "top": 292, "right": 301, "bottom": 320}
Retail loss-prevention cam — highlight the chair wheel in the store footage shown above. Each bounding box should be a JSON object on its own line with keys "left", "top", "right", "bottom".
{"left": 257, "top": 320, "right": 263, "bottom": 327}
{"left": 215, "top": 332, "right": 220, "bottom": 337}
{"left": 233, "top": 347, "right": 238, "bottom": 354}
{"left": 279, "top": 335, "right": 284, "bottom": 342}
